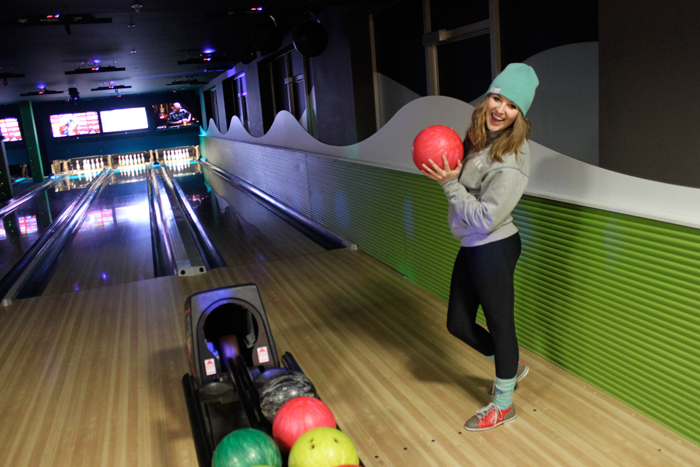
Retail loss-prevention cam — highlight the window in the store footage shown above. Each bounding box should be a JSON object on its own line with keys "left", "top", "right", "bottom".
{"left": 233, "top": 74, "right": 249, "bottom": 130}
{"left": 269, "top": 49, "right": 308, "bottom": 127}
{"left": 422, "top": 0, "right": 500, "bottom": 98}
{"left": 437, "top": 34, "right": 492, "bottom": 103}
{"left": 223, "top": 73, "right": 249, "bottom": 131}
{"left": 211, "top": 89, "right": 220, "bottom": 130}
{"left": 203, "top": 89, "right": 215, "bottom": 129}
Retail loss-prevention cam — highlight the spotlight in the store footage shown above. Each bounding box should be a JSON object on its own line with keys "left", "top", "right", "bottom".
{"left": 293, "top": 17, "right": 329, "bottom": 58}
{"left": 68, "top": 87, "right": 80, "bottom": 101}
{"left": 253, "top": 16, "right": 282, "bottom": 55}
{"left": 240, "top": 51, "right": 257, "bottom": 65}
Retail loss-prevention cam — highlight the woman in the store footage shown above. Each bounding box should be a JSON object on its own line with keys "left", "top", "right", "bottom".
{"left": 421, "top": 63, "right": 539, "bottom": 431}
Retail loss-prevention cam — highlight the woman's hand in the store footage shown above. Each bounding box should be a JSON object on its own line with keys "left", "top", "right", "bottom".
{"left": 421, "top": 155, "right": 463, "bottom": 183}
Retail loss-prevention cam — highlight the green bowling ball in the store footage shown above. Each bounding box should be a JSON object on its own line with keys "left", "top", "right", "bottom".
{"left": 212, "top": 428, "right": 282, "bottom": 467}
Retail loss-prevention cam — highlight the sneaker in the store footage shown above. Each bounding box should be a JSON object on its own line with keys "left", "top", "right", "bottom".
{"left": 464, "top": 402, "right": 517, "bottom": 431}
{"left": 489, "top": 361, "right": 529, "bottom": 396}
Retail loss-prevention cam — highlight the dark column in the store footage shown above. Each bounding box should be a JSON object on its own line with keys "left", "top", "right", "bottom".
{"left": 0, "top": 138, "right": 13, "bottom": 202}
{"left": 599, "top": 0, "right": 700, "bottom": 188}
{"left": 35, "top": 191, "right": 53, "bottom": 233}
{"left": 18, "top": 101, "right": 45, "bottom": 183}
{"left": 2, "top": 211, "right": 23, "bottom": 262}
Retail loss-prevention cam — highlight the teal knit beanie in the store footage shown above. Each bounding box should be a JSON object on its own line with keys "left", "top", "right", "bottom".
{"left": 487, "top": 63, "right": 539, "bottom": 115}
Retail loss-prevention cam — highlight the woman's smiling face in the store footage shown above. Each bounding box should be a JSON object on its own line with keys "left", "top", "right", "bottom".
{"left": 485, "top": 94, "right": 519, "bottom": 132}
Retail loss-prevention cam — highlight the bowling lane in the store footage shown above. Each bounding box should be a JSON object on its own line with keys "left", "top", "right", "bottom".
{"left": 174, "top": 161, "right": 327, "bottom": 267}
{"left": 0, "top": 176, "right": 86, "bottom": 283}
{"left": 10, "top": 178, "right": 35, "bottom": 197}
{"left": 41, "top": 168, "right": 155, "bottom": 296}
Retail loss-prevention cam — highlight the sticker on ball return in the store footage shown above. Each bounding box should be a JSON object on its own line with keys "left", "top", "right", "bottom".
{"left": 412, "top": 125, "right": 464, "bottom": 171}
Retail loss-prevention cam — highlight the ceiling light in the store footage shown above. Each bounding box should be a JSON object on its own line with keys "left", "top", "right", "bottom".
{"left": 20, "top": 88, "right": 63, "bottom": 96}
{"left": 178, "top": 54, "right": 236, "bottom": 65}
{"left": 91, "top": 85, "right": 132, "bottom": 91}
{"left": 0, "top": 72, "right": 26, "bottom": 81}
{"left": 65, "top": 65, "right": 126, "bottom": 75}
{"left": 167, "top": 78, "right": 209, "bottom": 86}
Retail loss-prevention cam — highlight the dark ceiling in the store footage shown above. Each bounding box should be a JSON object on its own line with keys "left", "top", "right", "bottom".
{"left": 0, "top": 1, "right": 388, "bottom": 105}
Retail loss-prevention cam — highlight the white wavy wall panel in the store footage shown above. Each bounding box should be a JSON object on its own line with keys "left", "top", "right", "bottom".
{"left": 203, "top": 106, "right": 699, "bottom": 233}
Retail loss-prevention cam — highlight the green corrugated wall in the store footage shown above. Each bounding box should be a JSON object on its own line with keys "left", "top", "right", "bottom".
{"left": 201, "top": 136, "right": 700, "bottom": 445}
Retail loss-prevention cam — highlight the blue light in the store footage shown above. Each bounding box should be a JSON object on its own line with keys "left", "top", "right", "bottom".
{"left": 203, "top": 48, "right": 216, "bottom": 54}
{"left": 101, "top": 272, "right": 108, "bottom": 280}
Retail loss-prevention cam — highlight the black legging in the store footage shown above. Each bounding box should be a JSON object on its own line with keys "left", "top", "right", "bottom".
{"left": 446, "top": 233, "right": 521, "bottom": 379}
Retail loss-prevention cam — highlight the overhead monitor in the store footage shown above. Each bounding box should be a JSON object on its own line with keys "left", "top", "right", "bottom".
{"left": 0, "top": 118, "right": 22, "bottom": 141}
{"left": 99, "top": 107, "right": 149, "bottom": 133}
{"left": 153, "top": 98, "right": 201, "bottom": 130}
{"left": 49, "top": 112, "right": 101, "bottom": 137}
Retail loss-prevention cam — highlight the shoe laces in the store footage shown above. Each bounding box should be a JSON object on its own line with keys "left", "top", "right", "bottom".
{"left": 475, "top": 402, "right": 501, "bottom": 420}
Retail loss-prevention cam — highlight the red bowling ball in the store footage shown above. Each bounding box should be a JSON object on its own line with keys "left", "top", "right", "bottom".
{"left": 272, "top": 396, "right": 336, "bottom": 453}
{"left": 412, "top": 125, "right": 464, "bottom": 171}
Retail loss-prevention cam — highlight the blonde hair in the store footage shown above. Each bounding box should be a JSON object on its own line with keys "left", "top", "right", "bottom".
{"left": 464, "top": 94, "right": 532, "bottom": 163}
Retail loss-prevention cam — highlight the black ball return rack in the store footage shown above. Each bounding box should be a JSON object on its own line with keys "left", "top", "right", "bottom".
{"left": 180, "top": 284, "right": 364, "bottom": 467}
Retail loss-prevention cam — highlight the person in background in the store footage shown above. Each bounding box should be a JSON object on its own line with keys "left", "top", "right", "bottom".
{"left": 59, "top": 119, "right": 76, "bottom": 136}
{"left": 421, "top": 63, "right": 539, "bottom": 431}
{"left": 167, "top": 102, "right": 192, "bottom": 125}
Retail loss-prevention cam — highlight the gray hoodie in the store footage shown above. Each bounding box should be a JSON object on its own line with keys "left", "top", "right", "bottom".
{"left": 439, "top": 139, "right": 530, "bottom": 247}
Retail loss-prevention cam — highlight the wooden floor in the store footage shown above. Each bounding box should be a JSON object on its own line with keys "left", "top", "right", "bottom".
{"left": 1, "top": 248, "right": 698, "bottom": 467}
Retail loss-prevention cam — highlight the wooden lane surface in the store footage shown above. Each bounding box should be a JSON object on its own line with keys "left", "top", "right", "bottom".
{"left": 40, "top": 210, "right": 154, "bottom": 296}
{"left": 0, "top": 248, "right": 699, "bottom": 466}
{"left": 41, "top": 178, "right": 154, "bottom": 296}
{"left": 196, "top": 167, "right": 327, "bottom": 267}
{"left": 0, "top": 275, "right": 193, "bottom": 467}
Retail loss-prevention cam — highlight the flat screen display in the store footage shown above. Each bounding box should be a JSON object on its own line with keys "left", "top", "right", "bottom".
{"left": 153, "top": 99, "right": 201, "bottom": 130}
{"left": 0, "top": 117, "right": 22, "bottom": 141}
{"left": 99, "top": 107, "right": 149, "bottom": 133}
{"left": 50, "top": 112, "right": 101, "bottom": 137}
